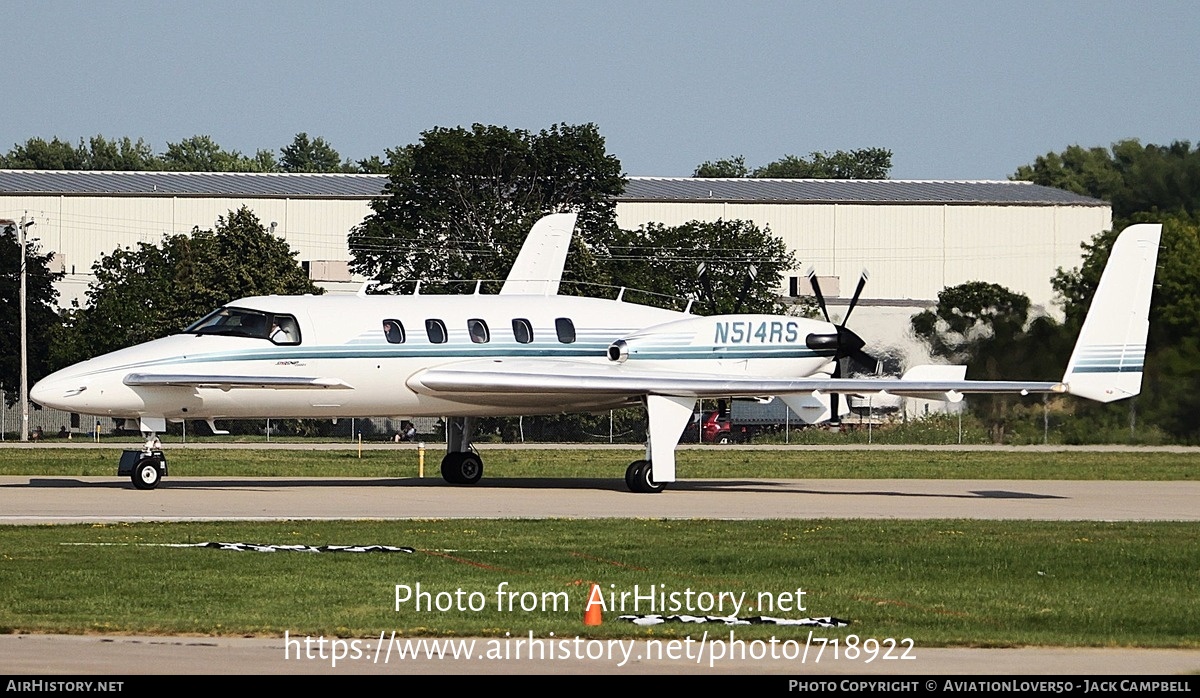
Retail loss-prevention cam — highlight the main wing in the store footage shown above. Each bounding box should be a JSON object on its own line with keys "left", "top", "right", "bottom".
{"left": 406, "top": 358, "right": 1062, "bottom": 401}
{"left": 124, "top": 374, "right": 354, "bottom": 389}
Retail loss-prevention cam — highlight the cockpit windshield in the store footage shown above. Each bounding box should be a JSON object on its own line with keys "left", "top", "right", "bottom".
{"left": 185, "top": 307, "right": 301, "bottom": 345}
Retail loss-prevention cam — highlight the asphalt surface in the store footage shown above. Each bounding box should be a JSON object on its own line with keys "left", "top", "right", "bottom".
{"left": 2, "top": 475, "right": 1200, "bottom": 523}
{"left": 3, "top": 633, "right": 1199, "bottom": 676}
{"left": 2, "top": 447, "right": 1198, "bottom": 676}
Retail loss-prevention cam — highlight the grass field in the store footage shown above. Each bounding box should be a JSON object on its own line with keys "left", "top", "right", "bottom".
{"left": 0, "top": 519, "right": 1196, "bottom": 647}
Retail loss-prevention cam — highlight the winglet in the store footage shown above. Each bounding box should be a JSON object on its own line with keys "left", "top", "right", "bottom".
{"left": 1062, "top": 223, "right": 1161, "bottom": 402}
{"left": 499, "top": 213, "right": 577, "bottom": 296}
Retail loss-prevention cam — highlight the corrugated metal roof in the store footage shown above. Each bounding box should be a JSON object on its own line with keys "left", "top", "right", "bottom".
{"left": 619, "top": 177, "right": 1108, "bottom": 206}
{"left": 0, "top": 170, "right": 1107, "bottom": 206}
{"left": 0, "top": 170, "right": 387, "bottom": 198}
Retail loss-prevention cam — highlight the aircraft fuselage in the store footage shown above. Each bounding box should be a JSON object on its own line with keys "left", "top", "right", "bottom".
{"left": 31, "top": 293, "right": 837, "bottom": 422}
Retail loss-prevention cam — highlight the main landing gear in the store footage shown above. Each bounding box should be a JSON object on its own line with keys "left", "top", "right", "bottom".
{"left": 441, "top": 451, "right": 483, "bottom": 485}
{"left": 440, "top": 416, "right": 484, "bottom": 485}
{"left": 435, "top": 415, "right": 669, "bottom": 493}
{"left": 624, "top": 459, "right": 664, "bottom": 494}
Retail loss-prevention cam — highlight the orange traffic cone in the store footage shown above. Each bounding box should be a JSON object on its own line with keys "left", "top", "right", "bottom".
{"left": 583, "top": 582, "right": 603, "bottom": 626}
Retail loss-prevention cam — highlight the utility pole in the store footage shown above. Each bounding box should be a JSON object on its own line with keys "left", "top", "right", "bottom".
{"left": 19, "top": 215, "right": 31, "bottom": 442}
{"left": 0, "top": 218, "right": 28, "bottom": 442}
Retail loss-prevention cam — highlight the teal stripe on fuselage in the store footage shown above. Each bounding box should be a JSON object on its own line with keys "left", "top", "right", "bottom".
{"left": 630, "top": 349, "right": 833, "bottom": 360}
{"left": 1070, "top": 365, "right": 1144, "bottom": 373}
{"left": 169, "top": 343, "right": 614, "bottom": 365}
{"left": 81, "top": 339, "right": 833, "bottom": 378}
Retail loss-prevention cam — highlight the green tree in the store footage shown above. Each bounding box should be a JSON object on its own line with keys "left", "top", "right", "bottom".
{"left": 912, "top": 282, "right": 1068, "bottom": 442}
{"left": 911, "top": 282, "right": 1031, "bottom": 363}
{"left": 754, "top": 148, "right": 892, "bottom": 178}
{"left": 693, "top": 156, "right": 749, "bottom": 178}
{"left": 1018, "top": 140, "right": 1200, "bottom": 441}
{"left": 1051, "top": 212, "right": 1200, "bottom": 442}
{"left": 693, "top": 149, "right": 893, "bottom": 179}
{"left": 280, "top": 133, "right": 344, "bottom": 173}
{"left": 352, "top": 145, "right": 414, "bottom": 175}
{"left": 0, "top": 137, "right": 87, "bottom": 169}
{"left": 62, "top": 207, "right": 320, "bottom": 362}
{"left": 1014, "top": 139, "right": 1200, "bottom": 221}
{"left": 1011, "top": 144, "right": 1123, "bottom": 200}
{"left": 0, "top": 221, "right": 63, "bottom": 403}
{"left": 162, "top": 135, "right": 278, "bottom": 172}
{"left": 2, "top": 134, "right": 282, "bottom": 172}
{"left": 79, "top": 136, "right": 160, "bottom": 170}
{"left": 348, "top": 122, "right": 625, "bottom": 291}
{"left": 610, "top": 219, "right": 796, "bottom": 315}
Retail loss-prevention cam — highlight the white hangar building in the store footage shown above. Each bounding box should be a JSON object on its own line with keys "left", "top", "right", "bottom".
{"left": 616, "top": 177, "right": 1110, "bottom": 366}
{"left": 0, "top": 170, "right": 1109, "bottom": 359}
{"left": 0, "top": 170, "right": 383, "bottom": 307}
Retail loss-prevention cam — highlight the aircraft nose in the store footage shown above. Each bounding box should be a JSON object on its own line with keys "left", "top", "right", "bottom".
{"left": 30, "top": 374, "right": 85, "bottom": 411}
{"left": 30, "top": 377, "right": 50, "bottom": 406}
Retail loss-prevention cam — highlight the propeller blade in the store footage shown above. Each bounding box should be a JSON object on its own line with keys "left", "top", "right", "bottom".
{"left": 835, "top": 325, "right": 867, "bottom": 354}
{"left": 806, "top": 268, "right": 831, "bottom": 323}
{"left": 841, "top": 269, "right": 869, "bottom": 326}
{"left": 829, "top": 359, "right": 842, "bottom": 425}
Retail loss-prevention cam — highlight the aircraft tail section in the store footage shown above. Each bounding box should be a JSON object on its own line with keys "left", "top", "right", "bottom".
{"left": 499, "top": 213, "right": 577, "bottom": 296}
{"left": 1062, "top": 223, "right": 1161, "bottom": 402}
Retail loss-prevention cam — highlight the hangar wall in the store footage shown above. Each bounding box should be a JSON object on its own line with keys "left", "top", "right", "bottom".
{"left": 0, "top": 172, "right": 1112, "bottom": 320}
{"left": 616, "top": 201, "right": 1111, "bottom": 311}
{"left": 1, "top": 193, "right": 372, "bottom": 307}
{"left": 614, "top": 188, "right": 1111, "bottom": 397}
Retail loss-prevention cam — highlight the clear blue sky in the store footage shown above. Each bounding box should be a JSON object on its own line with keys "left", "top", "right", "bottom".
{"left": 4, "top": 1, "right": 1197, "bottom": 179}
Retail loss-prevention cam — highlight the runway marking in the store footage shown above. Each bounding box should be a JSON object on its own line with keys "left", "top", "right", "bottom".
{"left": 60, "top": 542, "right": 415, "bottom": 553}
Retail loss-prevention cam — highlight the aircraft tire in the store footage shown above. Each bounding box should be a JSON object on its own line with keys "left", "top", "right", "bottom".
{"left": 625, "top": 459, "right": 648, "bottom": 492}
{"left": 131, "top": 456, "right": 162, "bottom": 490}
{"left": 440, "top": 457, "right": 460, "bottom": 484}
{"left": 627, "top": 460, "right": 664, "bottom": 494}
{"left": 441, "top": 452, "right": 483, "bottom": 485}
{"left": 457, "top": 453, "right": 483, "bottom": 485}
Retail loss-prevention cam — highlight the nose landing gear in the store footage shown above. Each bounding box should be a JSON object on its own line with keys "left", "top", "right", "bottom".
{"left": 119, "top": 443, "right": 168, "bottom": 490}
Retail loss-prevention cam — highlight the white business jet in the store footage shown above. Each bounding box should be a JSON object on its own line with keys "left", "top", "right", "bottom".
{"left": 30, "top": 215, "right": 1160, "bottom": 492}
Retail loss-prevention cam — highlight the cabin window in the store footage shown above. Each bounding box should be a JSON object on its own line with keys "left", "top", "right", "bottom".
{"left": 512, "top": 318, "right": 534, "bottom": 344}
{"left": 555, "top": 317, "right": 576, "bottom": 344}
{"left": 425, "top": 319, "right": 448, "bottom": 344}
{"left": 467, "top": 318, "right": 490, "bottom": 344}
{"left": 382, "top": 319, "right": 405, "bottom": 344}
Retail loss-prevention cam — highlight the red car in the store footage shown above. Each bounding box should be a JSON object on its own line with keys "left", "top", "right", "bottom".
{"left": 699, "top": 411, "right": 732, "bottom": 444}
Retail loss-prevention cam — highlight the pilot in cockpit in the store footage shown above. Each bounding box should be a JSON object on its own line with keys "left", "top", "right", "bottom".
{"left": 271, "top": 316, "right": 298, "bottom": 343}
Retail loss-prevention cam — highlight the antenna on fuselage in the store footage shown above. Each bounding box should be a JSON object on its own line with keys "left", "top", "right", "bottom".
{"left": 357, "top": 279, "right": 392, "bottom": 297}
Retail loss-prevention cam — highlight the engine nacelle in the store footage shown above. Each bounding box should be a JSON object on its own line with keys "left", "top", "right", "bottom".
{"left": 608, "top": 314, "right": 839, "bottom": 378}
